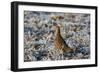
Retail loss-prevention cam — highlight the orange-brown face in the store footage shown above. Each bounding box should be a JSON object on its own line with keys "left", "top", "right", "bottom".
{"left": 51, "top": 25, "right": 59, "bottom": 31}
{"left": 51, "top": 25, "right": 60, "bottom": 32}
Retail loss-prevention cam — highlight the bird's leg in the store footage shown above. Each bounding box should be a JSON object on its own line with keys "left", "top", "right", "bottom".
{"left": 61, "top": 53, "right": 64, "bottom": 60}
{"left": 59, "top": 50, "right": 64, "bottom": 60}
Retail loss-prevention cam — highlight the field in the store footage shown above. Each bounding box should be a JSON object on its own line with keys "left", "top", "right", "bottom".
{"left": 24, "top": 11, "right": 90, "bottom": 62}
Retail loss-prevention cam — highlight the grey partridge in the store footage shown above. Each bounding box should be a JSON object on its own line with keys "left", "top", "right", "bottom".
{"left": 52, "top": 24, "right": 73, "bottom": 54}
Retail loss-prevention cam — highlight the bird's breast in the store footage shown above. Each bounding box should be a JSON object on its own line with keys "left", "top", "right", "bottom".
{"left": 54, "top": 36, "right": 63, "bottom": 49}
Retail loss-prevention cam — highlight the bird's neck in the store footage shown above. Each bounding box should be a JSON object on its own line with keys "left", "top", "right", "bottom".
{"left": 55, "top": 28, "right": 61, "bottom": 37}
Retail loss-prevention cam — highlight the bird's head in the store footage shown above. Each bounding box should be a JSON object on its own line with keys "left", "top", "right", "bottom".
{"left": 50, "top": 23, "right": 63, "bottom": 36}
{"left": 51, "top": 23, "right": 62, "bottom": 31}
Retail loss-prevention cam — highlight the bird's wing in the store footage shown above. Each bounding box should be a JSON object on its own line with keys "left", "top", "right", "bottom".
{"left": 60, "top": 37, "right": 69, "bottom": 47}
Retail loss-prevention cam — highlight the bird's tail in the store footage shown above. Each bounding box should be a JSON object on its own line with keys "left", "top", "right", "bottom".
{"left": 63, "top": 47, "right": 75, "bottom": 53}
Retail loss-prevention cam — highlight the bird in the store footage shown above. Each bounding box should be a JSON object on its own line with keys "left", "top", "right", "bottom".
{"left": 51, "top": 23, "right": 74, "bottom": 55}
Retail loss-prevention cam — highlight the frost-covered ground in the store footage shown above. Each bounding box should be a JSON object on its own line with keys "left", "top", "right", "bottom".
{"left": 24, "top": 11, "right": 90, "bottom": 62}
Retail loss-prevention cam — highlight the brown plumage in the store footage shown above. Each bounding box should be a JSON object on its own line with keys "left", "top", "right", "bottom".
{"left": 53, "top": 25, "right": 73, "bottom": 54}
